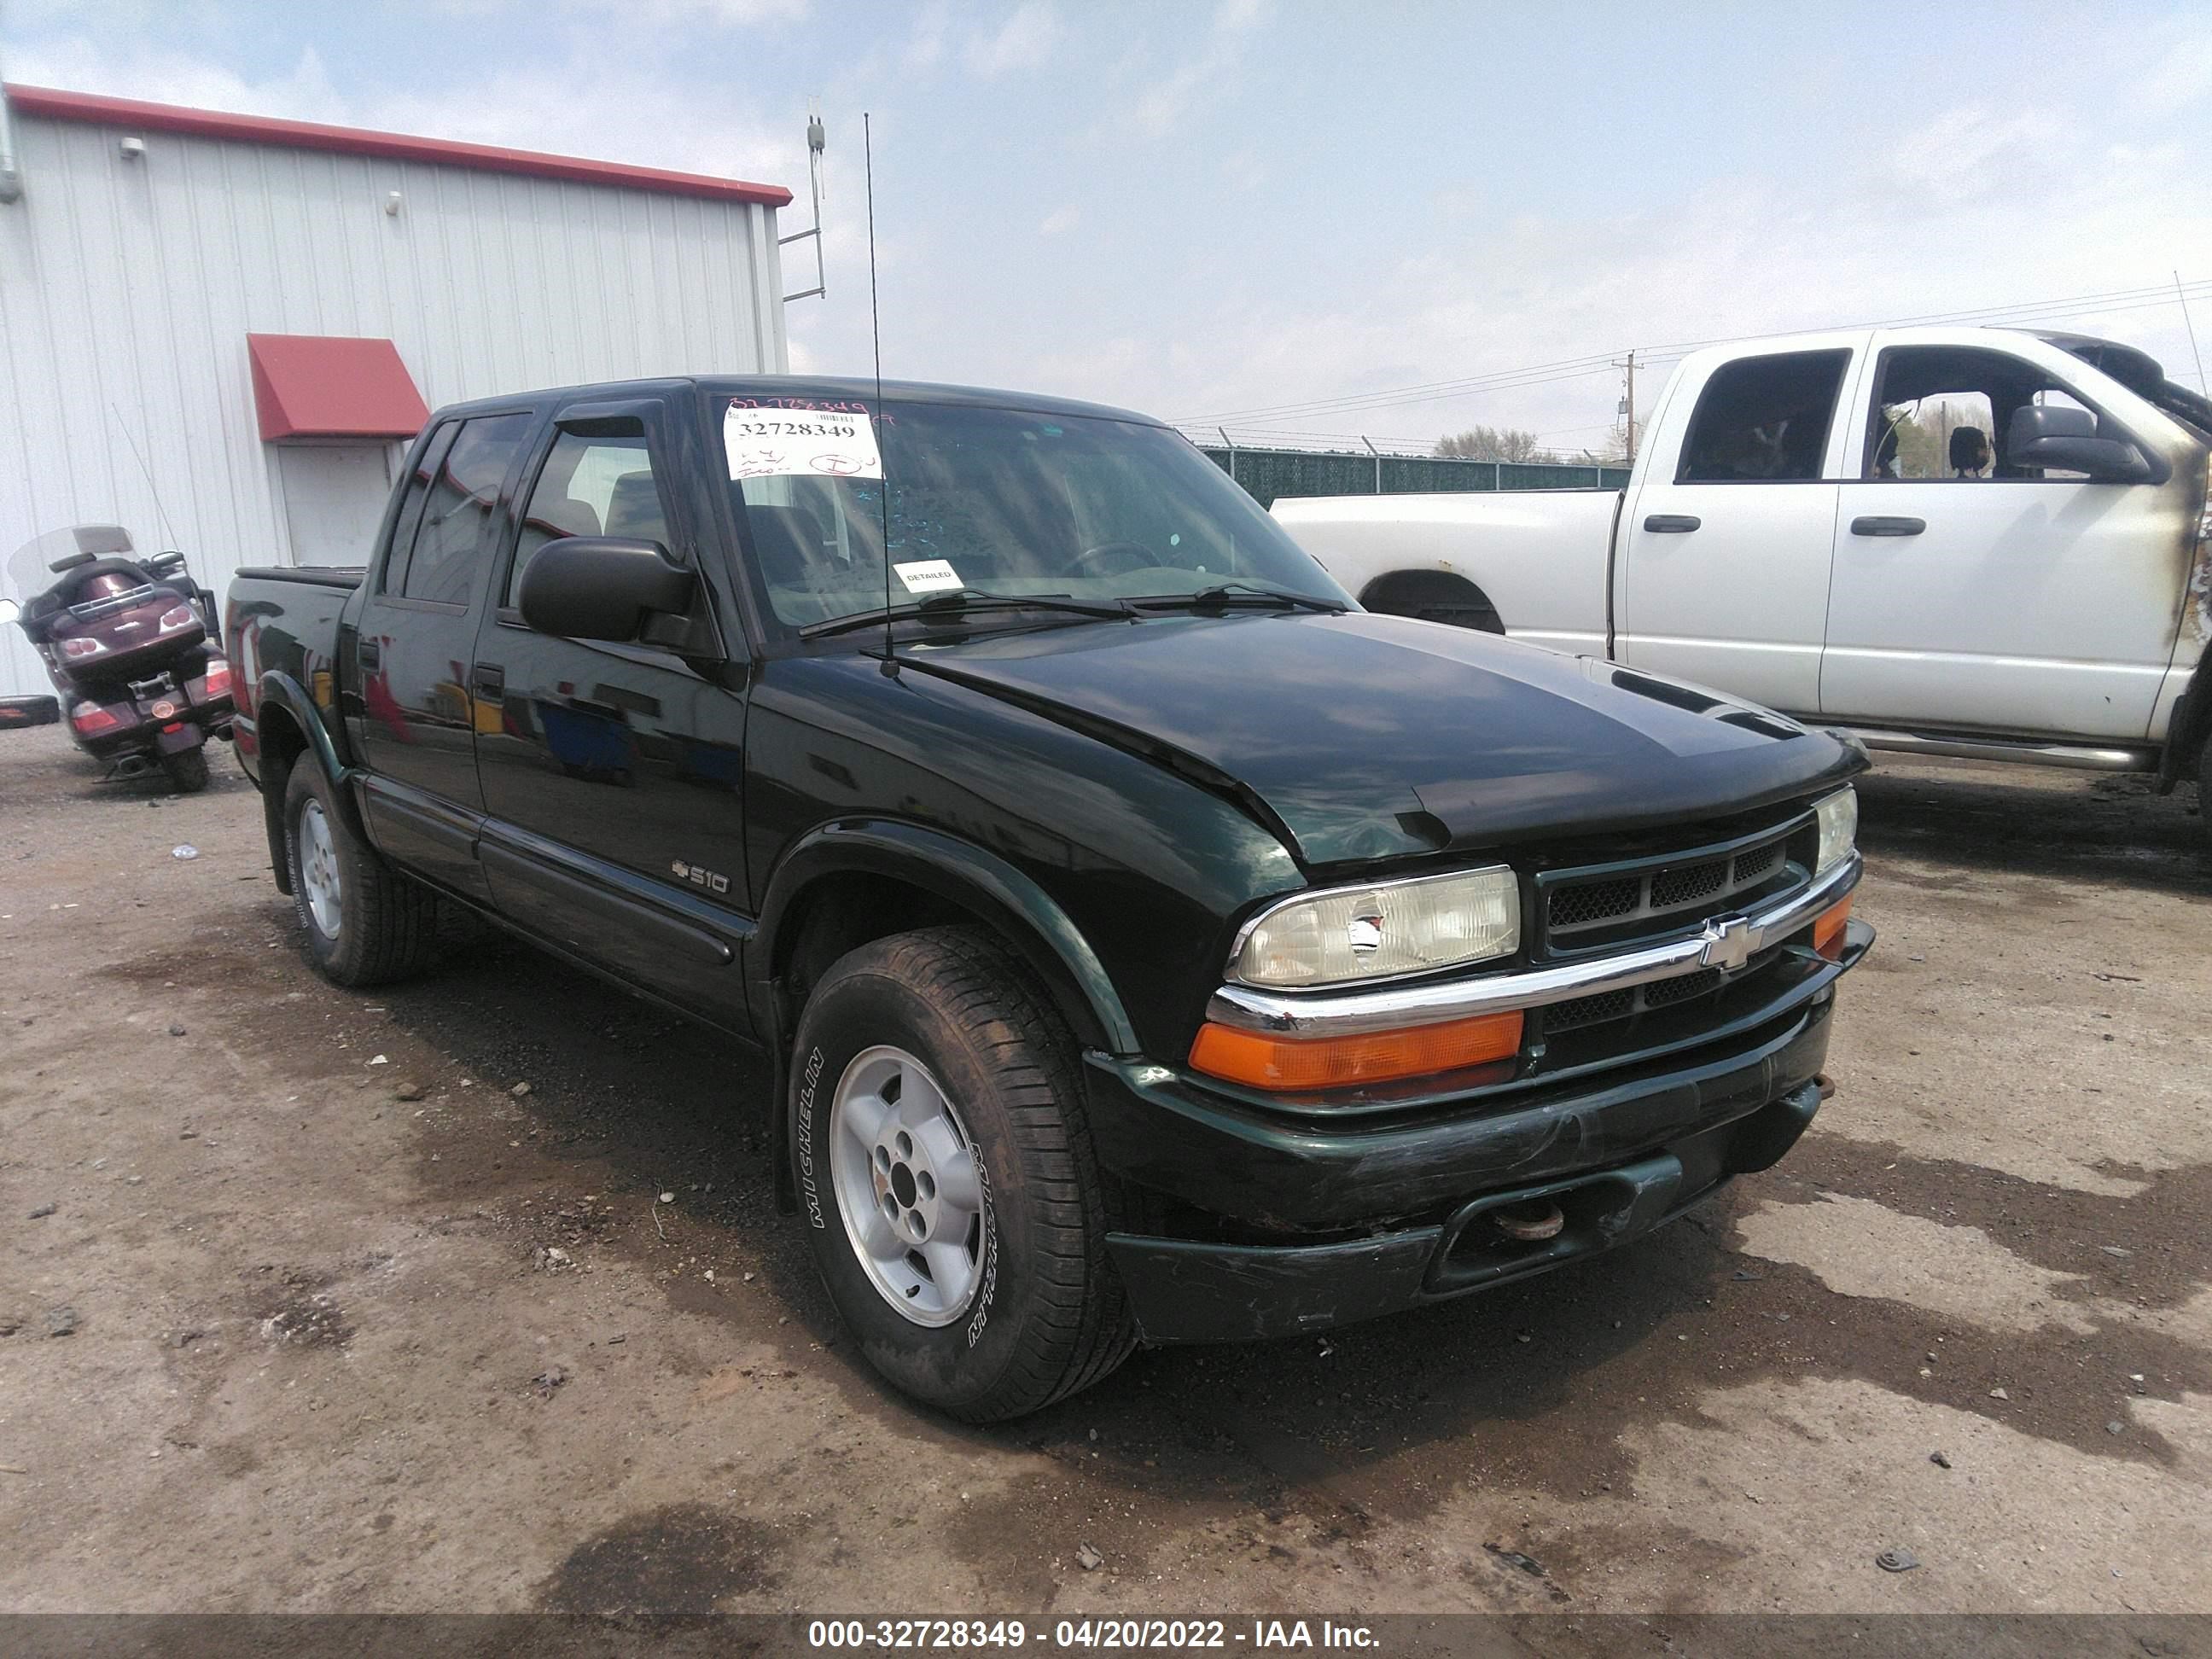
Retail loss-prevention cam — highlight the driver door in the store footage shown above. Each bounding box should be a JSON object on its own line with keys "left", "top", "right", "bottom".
{"left": 1822, "top": 340, "right": 2179, "bottom": 739}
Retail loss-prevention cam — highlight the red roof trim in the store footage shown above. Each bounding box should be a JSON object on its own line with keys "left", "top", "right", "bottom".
{"left": 247, "top": 334, "right": 431, "bottom": 443}
{"left": 2, "top": 83, "right": 792, "bottom": 208}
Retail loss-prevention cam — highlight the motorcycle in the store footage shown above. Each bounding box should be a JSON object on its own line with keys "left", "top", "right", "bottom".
{"left": 0, "top": 525, "right": 235, "bottom": 793}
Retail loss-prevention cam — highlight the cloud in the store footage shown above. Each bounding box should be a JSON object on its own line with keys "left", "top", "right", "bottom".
{"left": 1039, "top": 204, "right": 1079, "bottom": 236}
{"left": 964, "top": 2, "right": 1061, "bottom": 79}
{"left": 3, "top": 38, "right": 344, "bottom": 121}
{"left": 905, "top": 1, "right": 953, "bottom": 70}
{"left": 617, "top": 0, "right": 810, "bottom": 20}
{"left": 1114, "top": 114, "right": 2212, "bottom": 448}
{"left": 1128, "top": 0, "right": 1266, "bottom": 138}
{"left": 4, "top": 34, "right": 797, "bottom": 189}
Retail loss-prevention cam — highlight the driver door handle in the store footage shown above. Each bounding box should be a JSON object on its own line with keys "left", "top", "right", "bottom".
{"left": 1643, "top": 515, "right": 1701, "bottom": 533}
{"left": 1850, "top": 515, "right": 1926, "bottom": 537}
{"left": 358, "top": 638, "right": 381, "bottom": 670}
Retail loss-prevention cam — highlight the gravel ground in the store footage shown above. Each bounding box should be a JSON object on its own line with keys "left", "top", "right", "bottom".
{"left": 3, "top": 721, "right": 2209, "bottom": 1623}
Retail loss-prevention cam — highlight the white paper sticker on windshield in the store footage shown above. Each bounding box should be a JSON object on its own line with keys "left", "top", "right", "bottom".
{"left": 892, "top": 558, "right": 963, "bottom": 594}
{"left": 724, "top": 404, "right": 883, "bottom": 481}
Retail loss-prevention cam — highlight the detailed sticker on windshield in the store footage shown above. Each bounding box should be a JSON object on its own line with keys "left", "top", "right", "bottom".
{"left": 892, "top": 558, "right": 963, "bottom": 594}
{"left": 723, "top": 402, "right": 883, "bottom": 481}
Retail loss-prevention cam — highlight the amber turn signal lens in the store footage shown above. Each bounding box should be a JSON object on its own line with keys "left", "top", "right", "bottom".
{"left": 1189, "top": 1010, "right": 1525, "bottom": 1091}
{"left": 1813, "top": 894, "right": 1854, "bottom": 959}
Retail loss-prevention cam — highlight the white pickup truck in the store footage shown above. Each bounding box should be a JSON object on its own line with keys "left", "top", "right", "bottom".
{"left": 1275, "top": 325, "right": 2212, "bottom": 824}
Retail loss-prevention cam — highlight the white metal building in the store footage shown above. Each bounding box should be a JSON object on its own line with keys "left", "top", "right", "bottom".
{"left": 0, "top": 83, "right": 791, "bottom": 697}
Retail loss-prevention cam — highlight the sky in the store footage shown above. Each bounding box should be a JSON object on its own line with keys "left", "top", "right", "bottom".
{"left": 5, "top": 0, "right": 2210, "bottom": 457}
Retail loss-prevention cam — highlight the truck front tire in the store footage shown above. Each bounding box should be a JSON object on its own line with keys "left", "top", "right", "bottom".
{"left": 282, "top": 761, "right": 435, "bottom": 987}
{"left": 788, "top": 926, "right": 1135, "bottom": 1422}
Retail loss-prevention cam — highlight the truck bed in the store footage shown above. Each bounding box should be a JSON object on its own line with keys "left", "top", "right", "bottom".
{"left": 1273, "top": 490, "right": 1621, "bottom": 657}
{"left": 224, "top": 567, "right": 362, "bottom": 789}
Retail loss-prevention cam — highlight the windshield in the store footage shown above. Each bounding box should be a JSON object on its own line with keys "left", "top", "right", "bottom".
{"left": 7, "top": 525, "right": 136, "bottom": 603}
{"left": 722, "top": 399, "right": 1352, "bottom": 631}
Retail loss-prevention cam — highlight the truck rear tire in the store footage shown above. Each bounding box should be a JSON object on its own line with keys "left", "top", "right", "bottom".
{"left": 282, "top": 761, "right": 435, "bottom": 987}
{"left": 1359, "top": 570, "right": 1505, "bottom": 634}
{"left": 2200, "top": 728, "right": 2212, "bottom": 847}
{"left": 788, "top": 926, "right": 1135, "bottom": 1422}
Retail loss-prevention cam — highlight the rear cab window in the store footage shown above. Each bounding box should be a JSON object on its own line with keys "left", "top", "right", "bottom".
{"left": 382, "top": 414, "right": 532, "bottom": 605}
{"left": 378, "top": 424, "right": 456, "bottom": 595}
{"left": 1676, "top": 350, "right": 1852, "bottom": 483}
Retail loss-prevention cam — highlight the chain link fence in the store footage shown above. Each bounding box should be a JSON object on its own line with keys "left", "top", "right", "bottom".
{"left": 1197, "top": 444, "right": 1630, "bottom": 509}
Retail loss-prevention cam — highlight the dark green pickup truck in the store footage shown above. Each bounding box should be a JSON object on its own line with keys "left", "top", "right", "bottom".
{"left": 226, "top": 375, "right": 1871, "bottom": 1420}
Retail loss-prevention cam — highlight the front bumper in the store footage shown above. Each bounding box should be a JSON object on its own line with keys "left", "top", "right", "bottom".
{"left": 1086, "top": 918, "right": 1868, "bottom": 1344}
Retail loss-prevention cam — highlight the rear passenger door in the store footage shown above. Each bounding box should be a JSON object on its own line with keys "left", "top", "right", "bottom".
{"left": 1615, "top": 345, "right": 1857, "bottom": 715}
{"left": 472, "top": 400, "right": 756, "bottom": 1032}
{"left": 351, "top": 410, "right": 533, "bottom": 899}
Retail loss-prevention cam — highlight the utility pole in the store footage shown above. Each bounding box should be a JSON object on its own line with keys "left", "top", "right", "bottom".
{"left": 1623, "top": 351, "right": 1637, "bottom": 463}
{"left": 1360, "top": 435, "right": 1382, "bottom": 494}
{"left": 1609, "top": 351, "right": 1638, "bottom": 465}
{"left": 2179, "top": 271, "right": 2208, "bottom": 396}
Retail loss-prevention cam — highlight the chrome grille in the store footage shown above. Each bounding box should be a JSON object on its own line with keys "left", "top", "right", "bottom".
{"left": 1539, "top": 815, "right": 1809, "bottom": 958}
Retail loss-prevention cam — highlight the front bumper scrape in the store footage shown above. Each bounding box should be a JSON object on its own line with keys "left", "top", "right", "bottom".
{"left": 1105, "top": 1075, "right": 1824, "bottom": 1345}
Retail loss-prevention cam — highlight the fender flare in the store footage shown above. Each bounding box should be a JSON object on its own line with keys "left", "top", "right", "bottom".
{"left": 752, "top": 818, "right": 1141, "bottom": 1058}
{"left": 253, "top": 670, "right": 369, "bottom": 864}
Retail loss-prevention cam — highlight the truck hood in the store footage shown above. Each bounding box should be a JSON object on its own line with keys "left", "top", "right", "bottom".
{"left": 902, "top": 612, "right": 1862, "bottom": 867}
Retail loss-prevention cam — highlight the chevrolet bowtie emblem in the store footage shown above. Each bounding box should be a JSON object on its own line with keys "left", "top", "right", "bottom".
{"left": 1698, "top": 914, "right": 1754, "bottom": 972}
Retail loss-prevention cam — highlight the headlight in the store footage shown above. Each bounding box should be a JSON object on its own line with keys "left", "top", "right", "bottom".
{"left": 1814, "top": 787, "right": 1857, "bottom": 875}
{"left": 1231, "top": 866, "right": 1520, "bottom": 988}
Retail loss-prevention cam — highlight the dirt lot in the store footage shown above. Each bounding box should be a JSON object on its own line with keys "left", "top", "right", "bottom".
{"left": 3, "top": 721, "right": 2210, "bottom": 1623}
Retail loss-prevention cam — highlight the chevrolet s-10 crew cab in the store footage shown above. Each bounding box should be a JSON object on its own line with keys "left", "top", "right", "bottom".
{"left": 225, "top": 375, "right": 1872, "bottom": 1420}
{"left": 1277, "top": 326, "right": 2212, "bottom": 830}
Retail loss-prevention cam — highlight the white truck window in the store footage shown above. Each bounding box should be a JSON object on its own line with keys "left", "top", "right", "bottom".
{"left": 1861, "top": 347, "right": 2136, "bottom": 483}
{"left": 1675, "top": 350, "right": 1850, "bottom": 484}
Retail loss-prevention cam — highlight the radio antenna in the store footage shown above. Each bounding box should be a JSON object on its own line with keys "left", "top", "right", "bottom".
{"left": 865, "top": 111, "right": 896, "bottom": 677}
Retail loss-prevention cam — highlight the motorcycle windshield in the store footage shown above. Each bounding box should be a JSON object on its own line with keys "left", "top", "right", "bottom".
{"left": 6, "top": 525, "right": 136, "bottom": 602}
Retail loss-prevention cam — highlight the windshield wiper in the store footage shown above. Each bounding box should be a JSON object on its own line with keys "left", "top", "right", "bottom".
{"left": 1134, "top": 582, "right": 1348, "bottom": 614}
{"left": 801, "top": 588, "right": 1134, "bottom": 638}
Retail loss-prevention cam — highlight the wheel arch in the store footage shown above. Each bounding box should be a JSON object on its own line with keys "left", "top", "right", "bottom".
{"left": 754, "top": 821, "right": 1139, "bottom": 1059}
{"left": 1356, "top": 568, "right": 1506, "bottom": 633}
{"left": 252, "top": 672, "right": 363, "bottom": 893}
{"left": 753, "top": 824, "right": 1141, "bottom": 1216}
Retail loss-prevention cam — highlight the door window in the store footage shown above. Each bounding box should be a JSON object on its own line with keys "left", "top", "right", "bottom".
{"left": 393, "top": 413, "right": 532, "bottom": 604}
{"left": 509, "top": 429, "right": 672, "bottom": 608}
{"left": 379, "top": 424, "right": 454, "bottom": 594}
{"left": 1675, "top": 350, "right": 1851, "bottom": 483}
{"left": 1860, "top": 346, "right": 2139, "bottom": 482}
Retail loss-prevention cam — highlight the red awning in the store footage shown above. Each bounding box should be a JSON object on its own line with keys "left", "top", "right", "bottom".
{"left": 247, "top": 334, "right": 429, "bottom": 443}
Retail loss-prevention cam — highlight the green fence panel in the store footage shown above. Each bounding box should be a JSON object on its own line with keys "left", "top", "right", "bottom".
{"left": 1199, "top": 445, "right": 1629, "bottom": 509}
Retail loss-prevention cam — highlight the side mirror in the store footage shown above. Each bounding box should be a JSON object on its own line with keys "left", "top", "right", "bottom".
{"left": 517, "top": 536, "right": 697, "bottom": 643}
{"left": 2005, "top": 405, "right": 2152, "bottom": 483}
